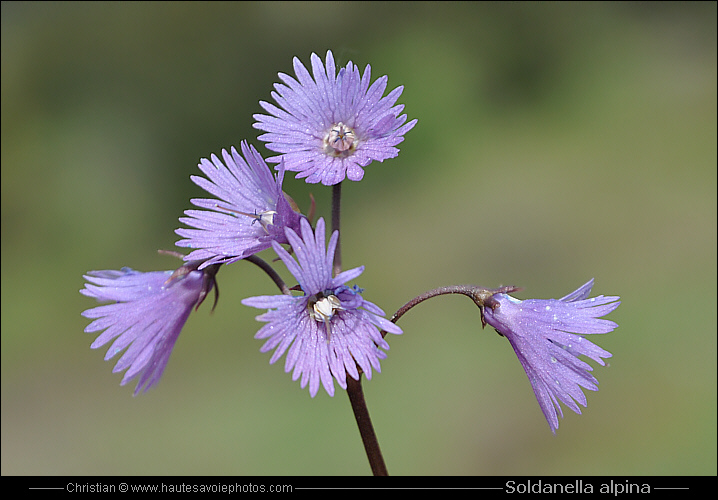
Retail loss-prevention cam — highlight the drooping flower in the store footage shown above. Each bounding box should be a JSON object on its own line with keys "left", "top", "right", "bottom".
{"left": 80, "top": 262, "right": 218, "bottom": 395}
{"left": 480, "top": 279, "right": 620, "bottom": 433}
{"left": 253, "top": 50, "right": 418, "bottom": 186}
{"left": 242, "top": 218, "right": 402, "bottom": 396}
{"left": 175, "top": 141, "right": 304, "bottom": 268}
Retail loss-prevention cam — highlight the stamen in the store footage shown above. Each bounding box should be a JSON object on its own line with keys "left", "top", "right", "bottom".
{"left": 215, "top": 205, "right": 277, "bottom": 233}
{"left": 323, "top": 122, "right": 357, "bottom": 156}
{"left": 308, "top": 293, "right": 343, "bottom": 343}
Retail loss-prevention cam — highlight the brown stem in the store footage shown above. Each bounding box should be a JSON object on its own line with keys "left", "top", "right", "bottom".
{"left": 387, "top": 284, "right": 522, "bottom": 336}
{"left": 245, "top": 254, "right": 291, "bottom": 295}
{"left": 331, "top": 182, "right": 342, "bottom": 276}
{"left": 346, "top": 375, "right": 388, "bottom": 476}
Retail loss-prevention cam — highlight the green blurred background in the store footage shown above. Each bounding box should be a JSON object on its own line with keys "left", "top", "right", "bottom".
{"left": 2, "top": 2, "right": 715, "bottom": 476}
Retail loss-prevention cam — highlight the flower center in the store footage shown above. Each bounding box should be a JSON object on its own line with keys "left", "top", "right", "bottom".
{"left": 323, "top": 122, "right": 357, "bottom": 157}
{"left": 308, "top": 292, "right": 343, "bottom": 343}
{"left": 308, "top": 293, "right": 342, "bottom": 323}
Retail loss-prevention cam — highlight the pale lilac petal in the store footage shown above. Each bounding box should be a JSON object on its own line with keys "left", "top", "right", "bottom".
{"left": 175, "top": 141, "right": 303, "bottom": 268}
{"left": 243, "top": 217, "right": 401, "bottom": 396}
{"left": 482, "top": 280, "right": 620, "bottom": 433}
{"left": 253, "top": 50, "right": 417, "bottom": 185}
{"left": 81, "top": 266, "right": 216, "bottom": 395}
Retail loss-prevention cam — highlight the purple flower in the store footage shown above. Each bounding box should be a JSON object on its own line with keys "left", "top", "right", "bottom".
{"left": 253, "top": 50, "right": 418, "bottom": 186}
{"left": 242, "top": 218, "right": 402, "bottom": 396}
{"left": 175, "top": 141, "right": 304, "bottom": 268}
{"left": 481, "top": 279, "right": 620, "bottom": 433}
{"left": 81, "top": 264, "right": 218, "bottom": 395}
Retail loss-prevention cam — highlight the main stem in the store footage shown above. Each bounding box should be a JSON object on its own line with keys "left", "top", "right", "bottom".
{"left": 331, "top": 182, "right": 342, "bottom": 277}
{"left": 345, "top": 375, "right": 389, "bottom": 476}
{"left": 332, "top": 182, "right": 388, "bottom": 476}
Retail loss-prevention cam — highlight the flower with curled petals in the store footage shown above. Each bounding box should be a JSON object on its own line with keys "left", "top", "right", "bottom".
{"left": 81, "top": 263, "right": 219, "bottom": 395}
{"left": 242, "top": 218, "right": 402, "bottom": 397}
{"left": 253, "top": 50, "right": 417, "bottom": 185}
{"left": 480, "top": 279, "right": 620, "bottom": 433}
{"left": 175, "top": 141, "right": 303, "bottom": 268}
